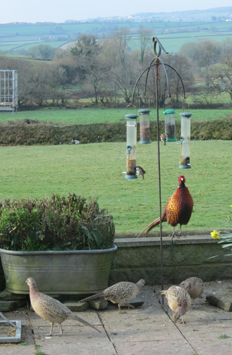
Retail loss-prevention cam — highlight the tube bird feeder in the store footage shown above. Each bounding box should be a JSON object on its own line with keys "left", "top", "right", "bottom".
{"left": 163, "top": 109, "right": 177, "bottom": 142}
{"left": 179, "top": 112, "right": 192, "bottom": 169}
{"left": 125, "top": 114, "right": 138, "bottom": 180}
{"left": 138, "top": 109, "right": 151, "bottom": 144}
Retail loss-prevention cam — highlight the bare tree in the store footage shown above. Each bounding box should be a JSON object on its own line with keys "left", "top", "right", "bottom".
{"left": 111, "top": 51, "right": 141, "bottom": 104}
{"left": 28, "top": 46, "right": 40, "bottom": 59}
{"left": 28, "top": 44, "right": 55, "bottom": 60}
{"left": 138, "top": 27, "right": 153, "bottom": 65}
{"left": 210, "top": 56, "right": 232, "bottom": 101}
{"left": 109, "top": 28, "right": 131, "bottom": 66}
{"left": 36, "top": 44, "right": 55, "bottom": 60}
{"left": 71, "top": 34, "right": 112, "bottom": 104}
{"left": 180, "top": 40, "right": 220, "bottom": 87}
{"left": 164, "top": 53, "right": 194, "bottom": 105}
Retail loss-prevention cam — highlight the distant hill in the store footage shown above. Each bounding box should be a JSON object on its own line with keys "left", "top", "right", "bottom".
{"left": 130, "top": 7, "right": 232, "bottom": 22}
{"left": 67, "top": 7, "right": 232, "bottom": 23}
{"left": 1, "top": 7, "right": 232, "bottom": 56}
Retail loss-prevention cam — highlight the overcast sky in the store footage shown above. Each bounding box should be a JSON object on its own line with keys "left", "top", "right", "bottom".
{"left": 1, "top": 0, "right": 232, "bottom": 24}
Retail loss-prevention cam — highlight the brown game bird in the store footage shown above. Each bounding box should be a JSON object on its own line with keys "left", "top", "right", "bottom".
{"left": 137, "top": 175, "right": 193, "bottom": 239}
{"left": 79, "top": 279, "right": 145, "bottom": 313}
{"left": 159, "top": 286, "right": 191, "bottom": 323}
{"left": 180, "top": 277, "right": 203, "bottom": 308}
{"left": 26, "top": 278, "right": 100, "bottom": 336}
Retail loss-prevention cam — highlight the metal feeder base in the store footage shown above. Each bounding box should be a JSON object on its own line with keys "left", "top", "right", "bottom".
{"left": 166, "top": 138, "right": 177, "bottom": 142}
{"left": 125, "top": 174, "right": 137, "bottom": 180}
{"left": 179, "top": 164, "right": 191, "bottom": 169}
{"left": 0, "top": 320, "right": 22, "bottom": 343}
{"left": 139, "top": 140, "right": 151, "bottom": 144}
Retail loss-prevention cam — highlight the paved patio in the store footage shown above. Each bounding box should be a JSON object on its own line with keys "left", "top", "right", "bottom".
{"left": 1, "top": 281, "right": 232, "bottom": 355}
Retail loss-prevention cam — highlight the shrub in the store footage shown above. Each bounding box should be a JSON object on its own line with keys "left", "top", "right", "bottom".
{"left": 0, "top": 194, "right": 115, "bottom": 251}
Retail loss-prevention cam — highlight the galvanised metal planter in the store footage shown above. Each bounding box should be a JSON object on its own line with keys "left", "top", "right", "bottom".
{"left": 0, "top": 246, "right": 117, "bottom": 295}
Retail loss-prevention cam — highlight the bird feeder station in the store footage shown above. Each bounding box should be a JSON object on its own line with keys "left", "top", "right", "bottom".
{"left": 138, "top": 109, "right": 151, "bottom": 144}
{"left": 125, "top": 114, "right": 138, "bottom": 180}
{"left": 179, "top": 112, "right": 192, "bottom": 169}
{"left": 163, "top": 109, "right": 177, "bottom": 142}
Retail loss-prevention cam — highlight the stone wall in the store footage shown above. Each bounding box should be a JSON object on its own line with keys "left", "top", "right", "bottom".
{"left": 109, "top": 230, "right": 232, "bottom": 285}
{"left": 0, "top": 230, "right": 231, "bottom": 293}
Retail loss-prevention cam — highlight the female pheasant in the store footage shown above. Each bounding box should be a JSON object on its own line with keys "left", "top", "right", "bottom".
{"left": 137, "top": 176, "right": 193, "bottom": 239}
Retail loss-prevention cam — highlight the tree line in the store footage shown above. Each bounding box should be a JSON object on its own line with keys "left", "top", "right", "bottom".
{"left": 1, "top": 28, "right": 232, "bottom": 109}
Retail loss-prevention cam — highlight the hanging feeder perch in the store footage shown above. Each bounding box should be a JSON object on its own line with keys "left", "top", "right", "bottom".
{"left": 179, "top": 112, "right": 192, "bottom": 169}
{"left": 163, "top": 109, "right": 177, "bottom": 142}
{"left": 125, "top": 114, "right": 138, "bottom": 180}
{"left": 138, "top": 109, "right": 151, "bottom": 144}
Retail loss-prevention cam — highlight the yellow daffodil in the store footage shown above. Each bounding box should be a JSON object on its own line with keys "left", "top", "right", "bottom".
{"left": 211, "top": 230, "right": 220, "bottom": 239}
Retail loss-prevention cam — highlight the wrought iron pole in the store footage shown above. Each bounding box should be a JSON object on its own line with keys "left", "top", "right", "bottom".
{"left": 155, "top": 57, "right": 164, "bottom": 301}
{"left": 130, "top": 37, "right": 186, "bottom": 305}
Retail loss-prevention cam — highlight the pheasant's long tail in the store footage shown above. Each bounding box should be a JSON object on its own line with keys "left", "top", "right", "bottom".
{"left": 70, "top": 313, "right": 101, "bottom": 333}
{"left": 79, "top": 292, "right": 104, "bottom": 303}
{"left": 137, "top": 217, "right": 162, "bottom": 238}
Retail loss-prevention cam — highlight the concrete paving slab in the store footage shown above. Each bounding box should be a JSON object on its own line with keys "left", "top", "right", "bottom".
{"left": 38, "top": 340, "right": 116, "bottom": 355}
{"left": 2, "top": 282, "right": 232, "bottom": 354}
{"left": 99, "top": 286, "right": 194, "bottom": 355}
{"left": 29, "top": 309, "right": 102, "bottom": 338}
{"left": 30, "top": 309, "right": 113, "bottom": 355}
{"left": 0, "top": 345, "right": 35, "bottom": 355}
{"left": 173, "top": 299, "right": 232, "bottom": 355}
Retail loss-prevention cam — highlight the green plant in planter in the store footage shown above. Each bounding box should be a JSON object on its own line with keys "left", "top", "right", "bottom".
{"left": 0, "top": 194, "right": 115, "bottom": 251}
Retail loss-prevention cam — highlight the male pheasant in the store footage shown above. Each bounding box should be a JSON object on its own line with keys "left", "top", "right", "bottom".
{"left": 137, "top": 176, "right": 193, "bottom": 239}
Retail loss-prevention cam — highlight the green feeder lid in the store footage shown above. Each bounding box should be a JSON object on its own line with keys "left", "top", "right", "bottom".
{"left": 125, "top": 114, "right": 138, "bottom": 119}
{"left": 163, "top": 109, "right": 176, "bottom": 115}
{"left": 138, "top": 109, "right": 151, "bottom": 114}
{"left": 180, "top": 112, "right": 192, "bottom": 118}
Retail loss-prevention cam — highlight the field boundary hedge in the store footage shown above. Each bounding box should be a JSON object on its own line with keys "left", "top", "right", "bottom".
{"left": 0, "top": 118, "right": 232, "bottom": 145}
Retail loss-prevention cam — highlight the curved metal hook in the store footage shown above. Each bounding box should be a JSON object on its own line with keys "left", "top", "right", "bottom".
{"left": 130, "top": 38, "right": 187, "bottom": 104}
{"left": 131, "top": 60, "right": 171, "bottom": 103}
{"left": 131, "top": 66, "right": 152, "bottom": 103}
{"left": 143, "top": 39, "right": 169, "bottom": 96}
{"left": 157, "top": 56, "right": 171, "bottom": 98}
{"left": 131, "top": 38, "right": 168, "bottom": 104}
{"left": 143, "top": 56, "right": 157, "bottom": 96}
{"left": 163, "top": 63, "right": 187, "bottom": 99}
{"left": 153, "top": 37, "right": 169, "bottom": 57}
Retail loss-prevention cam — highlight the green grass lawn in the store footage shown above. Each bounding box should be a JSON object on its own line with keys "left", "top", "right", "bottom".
{"left": 0, "top": 107, "right": 231, "bottom": 125}
{"left": 0, "top": 140, "right": 231, "bottom": 234}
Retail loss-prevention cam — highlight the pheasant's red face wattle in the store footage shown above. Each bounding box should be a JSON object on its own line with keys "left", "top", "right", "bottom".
{"left": 178, "top": 176, "right": 185, "bottom": 184}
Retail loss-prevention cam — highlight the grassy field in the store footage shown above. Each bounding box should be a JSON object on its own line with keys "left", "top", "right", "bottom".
{"left": 0, "top": 141, "right": 231, "bottom": 234}
{"left": 1, "top": 20, "right": 232, "bottom": 55}
{"left": 0, "top": 107, "right": 231, "bottom": 125}
{"left": 129, "top": 31, "right": 232, "bottom": 52}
